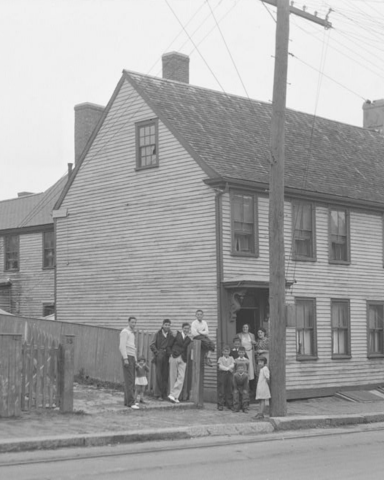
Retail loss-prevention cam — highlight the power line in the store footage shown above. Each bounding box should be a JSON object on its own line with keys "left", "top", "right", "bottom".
{"left": 165, "top": 0, "right": 226, "bottom": 92}
{"left": 206, "top": 0, "right": 250, "bottom": 97}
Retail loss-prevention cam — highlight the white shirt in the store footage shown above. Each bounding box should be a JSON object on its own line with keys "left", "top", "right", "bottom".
{"left": 119, "top": 326, "right": 137, "bottom": 360}
{"left": 191, "top": 319, "right": 209, "bottom": 337}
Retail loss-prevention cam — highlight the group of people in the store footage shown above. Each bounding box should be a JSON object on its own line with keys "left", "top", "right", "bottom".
{"left": 217, "top": 325, "right": 270, "bottom": 418}
{"left": 119, "top": 312, "right": 270, "bottom": 417}
{"left": 118, "top": 309, "right": 215, "bottom": 410}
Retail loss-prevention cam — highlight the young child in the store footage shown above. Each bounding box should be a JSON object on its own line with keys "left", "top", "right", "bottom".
{"left": 233, "top": 362, "right": 250, "bottom": 413}
{"left": 255, "top": 357, "right": 270, "bottom": 418}
{"left": 234, "top": 346, "right": 250, "bottom": 373}
{"left": 230, "top": 337, "right": 242, "bottom": 359}
{"left": 217, "top": 345, "right": 234, "bottom": 411}
{"left": 135, "top": 356, "right": 150, "bottom": 404}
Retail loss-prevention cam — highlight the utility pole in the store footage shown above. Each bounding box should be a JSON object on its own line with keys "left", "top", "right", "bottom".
{"left": 265, "top": 0, "right": 331, "bottom": 417}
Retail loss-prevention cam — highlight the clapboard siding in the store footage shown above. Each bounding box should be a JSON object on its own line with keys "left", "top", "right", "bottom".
{"left": 222, "top": 193, "right": 384, "bottom": 391}
{"left": 55, "top": 80, "right": 218, "bottom": 393}
{"left": 0, "top": 232, "right": 54, "bottom": 317}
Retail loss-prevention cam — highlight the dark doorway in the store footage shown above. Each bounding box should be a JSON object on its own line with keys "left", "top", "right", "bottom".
{"left": 235, "top": 289, "right": 269, "bottom": 337}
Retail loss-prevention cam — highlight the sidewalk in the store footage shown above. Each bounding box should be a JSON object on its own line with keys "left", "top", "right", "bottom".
{"left": 1, "top": 383, "right": 384, "bottom": 453}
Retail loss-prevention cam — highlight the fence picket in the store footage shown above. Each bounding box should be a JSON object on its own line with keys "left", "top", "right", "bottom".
{"left": 41, "top": 341, "right": 47, "bottom": 409}
{"left": 21, "top": 342, "right": 27, "bottom": 411}
{"left": 35, "top": 344, "right": 42, "bottom": 410}
{"left": 27, "top": 344, "right": 34, "bottom": 410}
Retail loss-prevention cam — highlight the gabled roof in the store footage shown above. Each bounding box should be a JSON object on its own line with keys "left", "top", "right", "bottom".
{"left": 0, "top": 175, "right": 68, "bottom": 232}
{"left": 123, "top": 71, "right": 384, "bottom": 207}
{"left": 57, "top": 69, "right": 384, "bottom": 210}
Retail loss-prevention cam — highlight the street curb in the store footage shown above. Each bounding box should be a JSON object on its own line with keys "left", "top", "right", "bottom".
{"left": 1, "top": 413, "right": 384, "bottom": 453}
{"left": 0, "top": 422, "right": 273, "bottom": 453}
{"left": 269, "top": 412, "right": 384, "bottom": 430}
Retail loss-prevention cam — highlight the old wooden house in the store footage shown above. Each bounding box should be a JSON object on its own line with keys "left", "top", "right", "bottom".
{"left": 0, "top": 176, "right": 67, "bottom": 317}
{"left": 54, "top": 52, "right": 384, "bottom": 400}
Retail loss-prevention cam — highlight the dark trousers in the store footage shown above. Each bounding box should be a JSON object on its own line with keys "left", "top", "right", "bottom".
{"left": 122, "top": 356, "right": 136, "bottom": 407}
{"left": 233, "top": 373, "right": 250, "bottom": 411}
{"left": 193, "top": 335, "right": 215, "bottom": 352}
{"left": 154, "top": 352, "right": 170, "bottom": 399}
{"left": 217, "top": 370, "right": 233, "bottom": 407}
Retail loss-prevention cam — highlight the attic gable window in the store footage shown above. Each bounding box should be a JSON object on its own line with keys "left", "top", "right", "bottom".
{"left": 231, "top": 192, "right": 258, "bottom": 256}
{"left": 135, "top": 119, "right": 159, "bottom": 169}
{"left": 4, "top": 235, "right": 19, "bottom": 271}
{"left": 329, "top": 208, "right": 350, "bottom": 263}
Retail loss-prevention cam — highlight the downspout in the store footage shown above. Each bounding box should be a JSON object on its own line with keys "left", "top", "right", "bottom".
{"left": 214, "top": 183, "right": 228, "bottom": 350}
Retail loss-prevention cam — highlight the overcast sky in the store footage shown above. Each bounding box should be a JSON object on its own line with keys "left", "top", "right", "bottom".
{"left": 1, "top": 0, "right": 383, "bottom": 201}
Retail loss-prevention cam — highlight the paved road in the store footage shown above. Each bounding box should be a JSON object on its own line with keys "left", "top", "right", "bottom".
{"left": 1, "top": 426, "right": 384, "bottom": 480}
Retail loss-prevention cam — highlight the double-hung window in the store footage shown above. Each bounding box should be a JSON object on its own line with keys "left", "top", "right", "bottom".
{"left": 292, "top": 202, "right": 316, "bottom": 260}
{"left": 295, "top": 298, "right": 317, "bottom": 359}
{"left": 329, "top": 208, "right": 350, "bottom": 263}
{"left": 231, "top": 192, "right": 258, "bottom": 256}
{"left": 4, "top": 235, "right": 19, "bottom": 271}
{"left": 367, "top": 302, "right": 384, "bottom": 357}
{"left": 43, "top": 231, "right": 55, "bottom": 269}
{"left": 331, "top": 299, "right": 350, "bottom": 358}
{"left": 136, "top": 119, "right": 158, "bottom": 169}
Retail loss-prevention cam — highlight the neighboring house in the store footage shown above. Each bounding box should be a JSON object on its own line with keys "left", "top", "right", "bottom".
{"left": 0, "top": 177, "right": 67, "bottom": 317}
{"left": 54, "top": 52, "right": 384, "bottom": 400}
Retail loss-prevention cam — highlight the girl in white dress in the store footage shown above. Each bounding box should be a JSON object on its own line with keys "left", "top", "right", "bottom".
{"left": 255, "top": 357, "right": 270, "bottom": 418}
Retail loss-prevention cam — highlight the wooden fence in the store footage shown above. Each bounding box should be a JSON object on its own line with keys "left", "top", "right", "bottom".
{"left": 0, "top": 314, "right": 205, "bottom": 407}
{"left": 0, "top": 332, "right": 75, "bottom": 417}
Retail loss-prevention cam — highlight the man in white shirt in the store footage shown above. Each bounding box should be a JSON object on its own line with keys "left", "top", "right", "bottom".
{"left": 190, "top": 309, "right": 215, "bottom": 366}
{"left": 119, "top": 316, "right": 139, "bottom": 409}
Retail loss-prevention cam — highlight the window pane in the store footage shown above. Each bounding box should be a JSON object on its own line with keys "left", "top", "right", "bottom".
{"left": 330, "top": 210, "right": 348, "bottom": 261}
{"left": 332, "top": 301, "right": 349, "bottom": 355}
{"left": 138, "top": 122, "right": 157, "bottom": 167}
{"left": 368, "top": 304, "right": 384, "bottom": 354}
{"left": 232, "top": 194, "right": 255, "bottom": 253}
{"left": 5, "top": 235, "right": 19, "bottom": 270}
{"left": 296, "top": 299, "right": 315, "bottom": 356}
{"left": 293, "top": 203, "right": 313, "bottom": 258}
{"left": 243, "top": 196, "right": 253, "bottom": 223}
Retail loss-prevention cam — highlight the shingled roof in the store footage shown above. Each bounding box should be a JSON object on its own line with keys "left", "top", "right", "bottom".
{"left": 0, "top": 174, "right": 68, "bottom": 231}
{"left": 124, "top": 71, "right": 384, "bottom": 207}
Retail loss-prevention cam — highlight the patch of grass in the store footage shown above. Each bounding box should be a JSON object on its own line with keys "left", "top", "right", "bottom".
{"left": 74, "top": 369, "right": 124, "bottom": 392}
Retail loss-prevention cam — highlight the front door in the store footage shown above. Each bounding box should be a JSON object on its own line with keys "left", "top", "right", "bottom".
{"left": 223, "top": 288, "right": 269, "bottom": 348}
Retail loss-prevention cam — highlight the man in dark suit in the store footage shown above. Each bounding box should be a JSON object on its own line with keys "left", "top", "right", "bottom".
{"left": 168, "top": 322, "right": 192, "bottom": 403}
{"left": 150, "top": 319, "right": 174, "bottom": 400}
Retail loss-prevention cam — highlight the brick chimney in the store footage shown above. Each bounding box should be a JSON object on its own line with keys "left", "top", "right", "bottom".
{"left": 162, "top": 52, "right": 189, "bottom": 84}
{"left": 17, "top": 192, "right": 34, "bottom": 197}
{"left": 74, "top": 102, "right": 104, "bottom": 164}
{"left": 363, "top": 99, "right": 384, "bottom": 134}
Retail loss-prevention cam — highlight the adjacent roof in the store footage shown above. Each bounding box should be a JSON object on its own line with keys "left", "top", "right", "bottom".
{"left": 124, "top": 71, "right": 384, "bottom": 207}
{"left": 0, "top": 175, "right": 68, "bottom": 231}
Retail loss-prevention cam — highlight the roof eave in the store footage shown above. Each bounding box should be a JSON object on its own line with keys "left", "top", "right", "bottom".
{"left": 205, "top": 177, "right": 384, "bottom": 212}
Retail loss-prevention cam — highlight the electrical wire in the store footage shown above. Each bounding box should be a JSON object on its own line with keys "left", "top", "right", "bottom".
{"left": 206, "top": 0, "right": 250, "bottom": 97}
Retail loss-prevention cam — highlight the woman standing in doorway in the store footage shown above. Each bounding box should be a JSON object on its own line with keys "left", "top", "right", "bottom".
{"left": 237, "top": 324, "right": 257, "bottom": 394}
{"left": 255, "top": 327, "right": 269, "bottom": 376}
